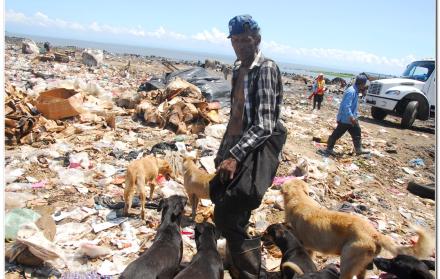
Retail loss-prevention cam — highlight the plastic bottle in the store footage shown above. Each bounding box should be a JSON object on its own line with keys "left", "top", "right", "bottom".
{"left": 334, "top": 175, "right": 341, "bottom": 187}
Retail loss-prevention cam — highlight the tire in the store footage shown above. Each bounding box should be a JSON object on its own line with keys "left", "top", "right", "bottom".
{"left": 371, "top": 106, "right": 387, "bottom": 120}
{"left": 407, "top": 181, "right": 435, "bottom": 200}
{"left": 401, "top": 100, "right": 418, "bottom": 129}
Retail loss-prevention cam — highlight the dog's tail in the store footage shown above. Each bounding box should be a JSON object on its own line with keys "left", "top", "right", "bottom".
{"left": 397, "top": 225, "right": 434, "bottom": 258}
{"left": 376, "top": 225, "right": 434, "bottom": 258}
{"left": 281, "top": 262, "right": 304, "bottom": 276}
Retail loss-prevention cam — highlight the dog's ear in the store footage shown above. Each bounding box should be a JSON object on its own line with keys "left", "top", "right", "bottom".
{"left": 163, "top": 164, "right": 175, "bottom": 180}
{"left": 195, "top": 223, "right": 204, "bottom": 239}
{"left": 280, "top": 182, "right": 288, "bottom": 194}
{"left": 195, "top": 149, "right": 201, "bottom": 160}
{"left": 180, "top": 196, "right": 188, "bottom": 209}
{"left": 324, "top": 264, "right": 340, "bottom": 275}
{"left": 300, "top": 180, "right": 309, "bottom": 195}
{"left": 183, "top": 151, "right": 197, "bottom": 161}
{"left": 171, "top": 196, "right": 187, "bottom": 218}
{"left": 283, "top": 222, "right": 294, "bottom": 231}
{"left": 157, "top": 199, "right": 165, "bottom": 212}
{"left": 274, "top": 226, "right": 285, "bottom": 239}
{"left": 214, "top": 226, "right": 222, "bottom": 240}
{"left": 158, "top": 159, "right": 170, "bottom": 170}
{"left": 422, "top": 260, "right": 435, "bottom": 270}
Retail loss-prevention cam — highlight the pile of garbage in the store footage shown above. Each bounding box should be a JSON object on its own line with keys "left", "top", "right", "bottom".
{"left": 136, "top": 77, "right": 222, "bottom": 134}
{"left": 4, "top": 37, "right": 435, "bottom": 279}
{"left": 4, "top": 83, "right": 75, "bottom": 145}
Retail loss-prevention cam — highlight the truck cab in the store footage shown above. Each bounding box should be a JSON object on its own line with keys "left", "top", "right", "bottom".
{"left": 365, "top": 59, "right": 436, "bottom": 128}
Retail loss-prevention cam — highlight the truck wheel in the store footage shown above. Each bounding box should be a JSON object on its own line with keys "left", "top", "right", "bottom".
{"left": 371, "top": 107, "right": 387, "bottom": 120}
{"left": 401, "top": 101, "right": 418, "bottom": 129}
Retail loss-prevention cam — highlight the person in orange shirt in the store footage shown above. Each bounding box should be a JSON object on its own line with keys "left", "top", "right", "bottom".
{"left": 309, "top": 73, "right": 327, "bottom": 110}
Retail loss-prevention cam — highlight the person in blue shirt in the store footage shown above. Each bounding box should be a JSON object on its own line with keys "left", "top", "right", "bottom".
{"left": 319, "top": 74, "right": 369, "bottom": 156}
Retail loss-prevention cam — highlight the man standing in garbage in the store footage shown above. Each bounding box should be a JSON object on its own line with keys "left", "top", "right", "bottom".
{"left": 209, "top": 15, "right": 287, "bottom": 279}
{"left": 318, "top": 74, "right": 370, "bottom": 156}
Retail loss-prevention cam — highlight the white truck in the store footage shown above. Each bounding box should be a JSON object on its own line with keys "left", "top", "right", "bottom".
{"left": 365, "top": 59, "right": 435, "bottom": 129}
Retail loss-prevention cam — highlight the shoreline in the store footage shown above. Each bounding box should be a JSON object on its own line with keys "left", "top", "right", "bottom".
{"left": 6, "top": 34, "right": 358, "bottom": 80}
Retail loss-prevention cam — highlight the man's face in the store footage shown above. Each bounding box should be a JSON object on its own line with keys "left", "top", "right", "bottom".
{"left": 230, "top": 32, "right": 260, "bottom": 62}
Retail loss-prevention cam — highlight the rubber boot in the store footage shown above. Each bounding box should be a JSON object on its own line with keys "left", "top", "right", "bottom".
{"left": 354, "top": 138, "right": 370, "bottom": 155}
{"left": 228, "top": 237, "right": 266, "bottom": 279}
{"left": 317, "top": 148, "right": 337, "bottom": 157}
{"left": 317, "top": 136, "right": 336, "bottom": 157}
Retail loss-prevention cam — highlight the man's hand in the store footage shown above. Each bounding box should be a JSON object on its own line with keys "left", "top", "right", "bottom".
{"left": 349, "top": 116, "right": 357, "bottom": 125}
{"left": 217, "top": 157, "right": 238, "bottom": 183}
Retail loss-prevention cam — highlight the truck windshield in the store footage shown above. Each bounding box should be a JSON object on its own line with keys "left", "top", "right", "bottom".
{"left": 402, "top": 61, "right": 435, "bottom": 82}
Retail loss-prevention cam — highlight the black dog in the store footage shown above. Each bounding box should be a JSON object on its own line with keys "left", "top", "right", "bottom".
{"left": 120, "top": 195, "right": 187, "bottom": 279}
{"left": 262, "top": 223, "right": 317, "bottom": 278}
{"left": 296, "top": 264, "right": 340, "bottom": 279}
{"left": 174, "top": 222, "right": 223, "bottom": 279}
{"left": 374, "top": 255, "right": 435, "bottom": 279}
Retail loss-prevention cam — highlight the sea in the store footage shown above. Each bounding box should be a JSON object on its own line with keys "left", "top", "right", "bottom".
{"left": 6, "top": 32, "right": 357, "bottom": 80}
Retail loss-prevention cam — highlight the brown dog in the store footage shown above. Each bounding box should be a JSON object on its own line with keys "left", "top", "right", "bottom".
{"left": 281, "top": 179, "right": 433, "bottom": 279}
{"left": 182, "top": 156, "right": 215, "bottom": 220}
{"left": 124, "top": 156, "right": 174, "bottom": 220}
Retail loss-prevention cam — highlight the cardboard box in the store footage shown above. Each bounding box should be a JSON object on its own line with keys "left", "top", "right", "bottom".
{"left": 36, "top": 88, "right": 84, "bottom": 120}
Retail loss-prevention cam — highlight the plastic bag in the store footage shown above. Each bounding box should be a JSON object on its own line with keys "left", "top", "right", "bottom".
{"left": 5, "top": 167, "right": 25, "bottom": 183}
{"left": 5, "top": 192, "right": 37, "bottom": 210}
{"left": 57, "top": 168, "right": 85, "bottom": 186}
{"left": 14, "top": 222, "right": 64, "bottom": 262}
{"left": 195, "top": 136, "right": 220, "bottom": 151}
{"left": 96, "top": 163, "right": 117, "bottom": 178}
{"left": 69, "top": 152, "right": 90, "bottom": 169}
{"left": 5, "top": 208, "right": 41, "bottom": 241}
{"left": 204, "top": 124, "right": 227, "bottom": 139}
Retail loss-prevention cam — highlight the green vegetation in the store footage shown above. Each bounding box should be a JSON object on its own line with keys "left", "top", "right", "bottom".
{"left": 310, "top": 70, "right": 355, "bottom": 78}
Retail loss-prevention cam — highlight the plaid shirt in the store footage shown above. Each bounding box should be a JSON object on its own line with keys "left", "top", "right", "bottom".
{"left": 225, "top": 51, "right": 283, "bottom": 162}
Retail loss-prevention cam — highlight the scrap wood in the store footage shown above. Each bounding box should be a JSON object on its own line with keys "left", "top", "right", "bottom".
{"left": 165, "top": 77, "right": 202, "bottom": 101}
{"left": 135, "top": 90, "right": 218, "bottom": 134}
{"left": 161, "top": 60, "right": 179, "bottom": 71}
{"left": 4, "top": 82, "right": 68, "bottom": 145}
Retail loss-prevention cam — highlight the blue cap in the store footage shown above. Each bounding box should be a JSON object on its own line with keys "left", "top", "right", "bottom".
{"left": 227, "top": 15, "right": 260, "bottom": 38}
{"left": 355, "top": 74, "right": 368, "bottom": 84}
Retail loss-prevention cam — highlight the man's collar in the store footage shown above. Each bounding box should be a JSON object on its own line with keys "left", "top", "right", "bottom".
{"left": 249, "top": 50, "right": 264, "bottom": 69}
{"left": 233, "top": 50, "right": 264, "bottom": 70}
{"left": 353, "top": 84, "right": 358, "bottom": 91}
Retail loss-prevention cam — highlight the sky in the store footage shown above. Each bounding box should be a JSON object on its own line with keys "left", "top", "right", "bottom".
{"left": 4, "top": 0, "right": 436, "bottom": 75}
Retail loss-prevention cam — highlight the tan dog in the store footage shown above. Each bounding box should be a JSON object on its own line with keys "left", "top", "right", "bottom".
{"left": 281, "top": 179, "right": 433, "bottom": 279}
{"left": 124, "top": 156, "right": 174, "bottom": 220}
{"left": 182, "top": 156, "right": 215, "bottom": 220}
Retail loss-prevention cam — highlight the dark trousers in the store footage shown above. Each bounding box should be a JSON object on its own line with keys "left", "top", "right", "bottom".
{"left": 214, "top": 203, "right": 251, "bottom": 242}
{"left": 327, "top": 121, "right": 362, "bottom": 150}
{"left": 212, "top": 136, "right": 253, "bottom": 242}
{"left": 211, "top": 123, "right": 286, "bottom": 242}
{"left": 211, "top": 123, "right": 286, "bottom": 278}
{"left": 313, "top": 94, "right": 323, "bottom": 109}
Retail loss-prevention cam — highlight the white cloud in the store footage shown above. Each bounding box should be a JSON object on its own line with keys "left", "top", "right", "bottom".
{"left": 192, "top": 28, "right": 228, "bottom": 45}
{"left": 4, "top": 10, "right": 188, "bottom": 39}
{"left": 260, "top": 41, "right": 416, "bottom": 73}
{"left": 5, "top": 9, "right": 420, "bottom": 73}
{"left": 146, "top": 26, "right": 186, "bottom": 40}
{"left": 89, "top": 21, "right": 102, "bottom": 32}
{"left": 5, "top": 10, "right": 29, "bottom": 24}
